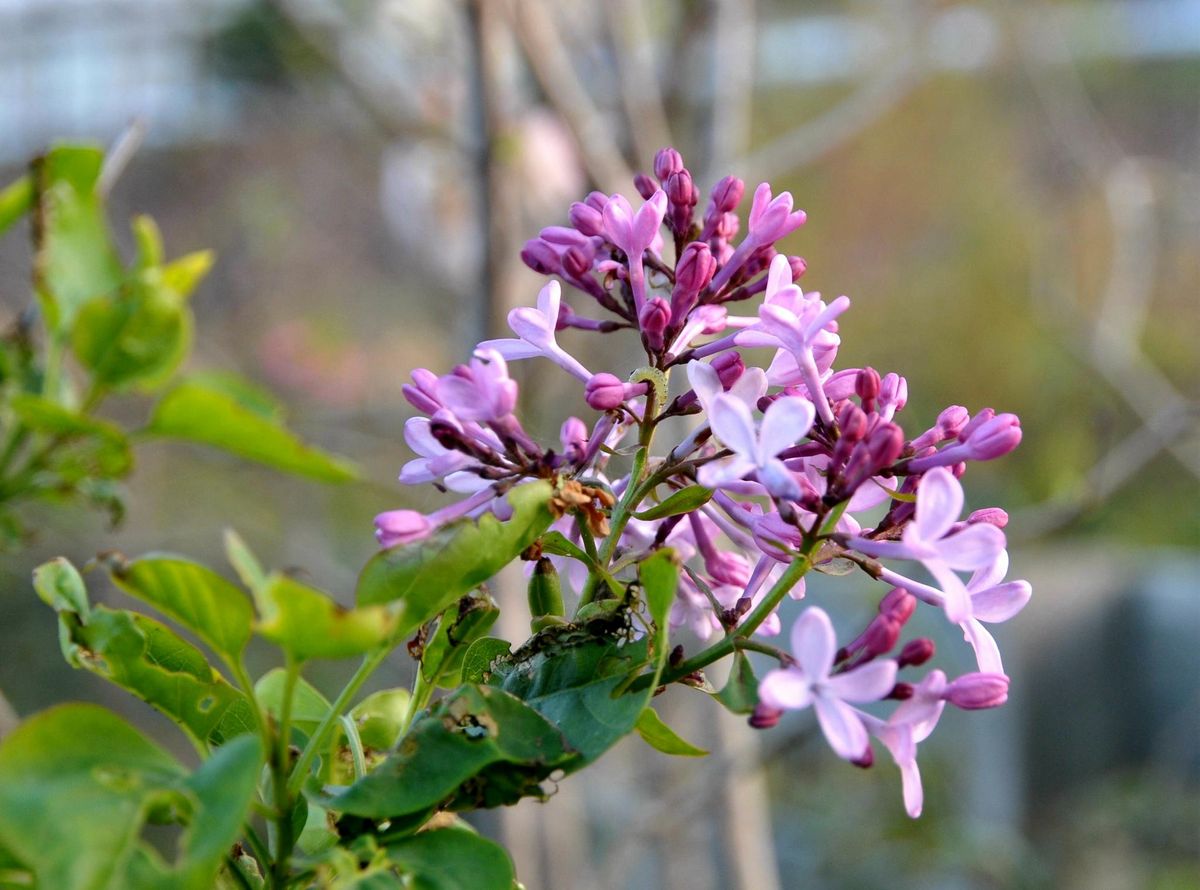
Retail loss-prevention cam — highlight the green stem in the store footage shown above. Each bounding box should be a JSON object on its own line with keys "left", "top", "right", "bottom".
{"left": 270, "top": 659, "right": 301, "bottom": 884}
{"left": 400, "top": 664, "right": 435, "bottom": 736}
{"left": 734, "top": 638, "right": 791, "bottom": 661}
{"left": 339, "top": 714, "right": 367, "bottom": 781}
{"left": 631, "top": 530, "right": 821, "bottom": 692}
{"left": 287, "top": 648, "right": 388, "bottom": 796}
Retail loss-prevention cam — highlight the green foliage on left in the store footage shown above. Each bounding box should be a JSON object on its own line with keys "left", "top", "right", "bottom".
{"left": 0, "top": 705, "right": 262, "bottom": 890}
{"left": 0, "top": 142, "right": 355, "bottom": 549}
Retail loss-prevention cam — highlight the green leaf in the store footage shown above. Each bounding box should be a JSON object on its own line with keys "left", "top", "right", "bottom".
{"left": 255, "top": 668, "right": 331, "bottom": 738}
{"left": 639, "top": 549, "right": 678, "bottom": 647}
{"left": 71, "top": 271, "right": 193, "bottom": 390}
{"left": 536, "top": 531, "right": 590, "bottom": 563}
{"left": 460, "top": 637, "right": 512, "bottom": 684}
{"left": 0, "top": 174, "right": 33, "bottom": 236}
{"left": 0, "top": 705, "right": 263, "bottom": 890}
{"left": 346, "top": 688, "right": 411, "bottom": 751}
{"left": 30, "top": 146, "right": 123, "bottom": 330}
{"left": 713, "top": 651, "right": 760, "bottom": 714}
{"left": 145, "top": 376, "right": 358, "bottom": 482}
{"left": 356, "top": 482, "right": 553, "bottom": 633}
{"left": 635, "top": 707, "right": 708, "bottom": 757}
{"left": 420, "top": 593, "right": 500, "bottom": 688}
{"left": 386, "top": 828, "right": 515, "bottom": 890}
{"left": 489, "top": 631, "right": 654, "bottom": 765}
{"left": 103, "top": 553, "right": 254, "bottom": 665}
{"left": 32, "top": 556, "right": 90, "bottom": 617}
{"left": 632, "top": 485, "right": 713, "bottom": 521}
{"left": 9, "top": 393, "right": 132, "bottom": 478}
{"left": 330, "top": 685, "right": 575, "bottom": 818}
{"left": 255, "top": 573, "right": 397, "bottom": 661}
{"left": 69, "top": 607, "right": 255, "bottom": 747}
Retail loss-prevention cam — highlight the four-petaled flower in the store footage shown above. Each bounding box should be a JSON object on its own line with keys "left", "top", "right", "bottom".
{"left": 849, "top": 467, "right": 1006, "bottom": 624}
{"left": 478, "top": 281, "right": 593, "bottom": 381}
{"left": 759, "top": 607, "right": 898, "bottom": 761}
{"left": 698, "top": 393, "right": 814, "bottom": 500}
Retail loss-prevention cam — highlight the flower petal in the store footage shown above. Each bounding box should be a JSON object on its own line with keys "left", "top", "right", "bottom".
{"left": 708, "top": 394, "right": 759, "bottom": 461}
{"left": 758, "top": 397, "right": 815, "bottom": 461}
{"left": 936, "top": 524, "right": 1006, "bottom": 571}
{"left": 508, "top": 306, "right": 555, "bottom": 348}
{"left": 536, "top": 279, "right": 561, "bottom": 319}
{"left": 475, "top": 338, "right": 543, "bottom": 360}
{"left": 813, "top": 695, "right": 870, "bottom": 761}
{"left": 961, "top": 618, "right": 1005, "bottom": 674}
{"left": 929, "top": 560, "right": 973, "bottom": 624}
{"left": 826, "top": 659, "right": 898, "bottom": 703}
{"left": 914, "top": 467, "right": 963, "bottom": 542}
{"left": 728, "top": 367, "right": 768, "bottom": 406}
{"left": 790, "top": 606, "right": 836, "bottom": 680}
{"left": 970, "top": 580, "right": 1031, "bottom": 623}
{"left": 686, "top": 360, "right": 722, "bottom": 413}
{"left": 697, "top": 455, "right": 757, "bottom": 491}
{"left": 758, "top": 668, "right": 813, "bottom": 710}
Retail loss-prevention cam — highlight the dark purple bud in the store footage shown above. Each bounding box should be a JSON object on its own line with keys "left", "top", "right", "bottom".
{"left": 944, "top": 672, "right": 1010, "bottom": 710}
{"left": 839, "top": 403, "right": 868, "bottom": 442}
{"left": 711, "top": 350, "right": 745, "bottom": 389}
{"left": 862, "top": 615, "right": 901, "bottom": 658}
{"left": 639, "top": 297, "right": 671, "bottom": 352}
{"left": 670, "top": 242, "right": 715, "bottom": 321}
{"left": 851, "top": 746, "right": 875, "bottom": 768}
{"left": 897, "top": 638, "right": 935, "bottom": 668}
{"left": 878, "top": 587, "right": 910, "bottom": 616}
{"left": 562, "top": 245, "right": 592, "bottom": 279}
{"left": 788, "top": 255, "right": 808, "bottom": 279}
{"left": 867, "top": 422, "right": 905, "bottom": 468}
{"left": 710, "top": 175, "right": 745, "bottom": 214}
{"left": 653, "top": 147, "right": 685, "bottom": 183}
{"left": 634, "top": 173, "right": 658, "bottom": 200}
{"left": 540, "top": 225, "right": 588, "bottom": 247}
{"left": 749, "top": 703, "right": 783, "bottom": 729}
{"left": 569, "top": 201, "right": 605, "bottom": 237}
{"left": 520, "top": 238, "right": 562, "bottom": 275}
{"left": 856, "top": 367, "right": 881, "bottom": 411}
{"left": 667, "top": 170, "right": 696, "bottom": 207}
{"left": 968, "top": 507, "right": 1009, "bottom": 528}
{"left": 585, "top": 373, "right": 627, "bottom": 411}
{"left": 888, "top": 682, "right": 914, "bottom": 701}
{"left": 884, "top": 592, "right": 916, "bottom": 625}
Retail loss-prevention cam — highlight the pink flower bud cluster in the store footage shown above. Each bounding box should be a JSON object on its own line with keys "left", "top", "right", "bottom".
{"left": 378, "top": 147, "right": 1032, "bottom": 819}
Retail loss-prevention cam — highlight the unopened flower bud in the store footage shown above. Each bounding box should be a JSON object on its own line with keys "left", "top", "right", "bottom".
{"left": 944, "top": 672, "right": 1009, "bottom": 710}
{"left": 963, "top": 413, "right": 1022, "bottom": 460}
{"left": 520, "top": 238, "right": 561, "bottom": 275}
{"left": 569, "top": 201, "right": 605, "bottom": 236}
{"left": 560, "top": 416, "right": 588, "bottom": 462}
{"left": 667, "top": 169, "right": 697, "bottom": 207}
{"left": 375, "top": 510, "right": 432, "bottom": 548}
{"left": 938, "top": 405, "right": 970, "bottom": 439}
{"left": 788, "top": 255, "right": 807, "bottom": 279}
{"left": 856, "top": 367, "right": 881, "bottom": 414}
{"left": 654, "top": 147, "right": 684, "bottom": 183}
{"left": 968, "top": 507, "right": 1009, "bottom": 528}
{"left": 879, "top": 373, "right": 908, "bottom": 415}
{"left": 585, "top": 373, "right": 628, "bottom": 410}
{"left": 710, "top": 175, "right": 745, "bottom": 214}
{"left": 527, "top": 557, "right": 566, "bottom": 631}
{"left": 633, "top": 172, "right": 658, "bottom": 200}
{"left": 862, "top": 615, "right": 901, "bottom": 658}
{"left": 583, "top": 190, "right": 608, "bottom": 211}
{"left": 639, "top": 297, "right": 671, "bottom": 352}
{"left": 888, "top": 682, "right": 914, "bottom": 701}
{"left": 881, "top": 589, "right": 916, "bottom": 624}
{"left": 403, "top": 368, "right": 441, "bottom": 414}
{"left": 958, "top": 408, "right": 996, "bottom": 442}
{"left": 879, "top": 587, "right": 911, "bottom": 616}
{"left": 671, "top": 242, "right": 715, "bottom": 321}
{"left": 562, "top": 245, "right": 592, "bottom": 279}
{"left": 897, "top": 638, "right": 935, "bottom": 668}
{"left": 711, "top": 350, "right": 745, "bottom": 389}
{"left": 749, "top": 703, "right": 783, "bottom": 729}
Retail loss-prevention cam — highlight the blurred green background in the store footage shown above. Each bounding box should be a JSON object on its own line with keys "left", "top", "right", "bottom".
{"left": 0, "top": 1, "right": 1197, "bottom": 887}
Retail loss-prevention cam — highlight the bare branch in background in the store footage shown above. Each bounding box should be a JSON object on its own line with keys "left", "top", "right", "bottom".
{"left": 704, "top": 0, "right": 757, "bottom": 180}
{"left": 605, "top": 0, "right": 674, "bottom": 166}
{"left": 504, "top": 0, "right": 635, "bottom": 193}
{"left": 0, "top": 690, "right": 17, "bottom": 740}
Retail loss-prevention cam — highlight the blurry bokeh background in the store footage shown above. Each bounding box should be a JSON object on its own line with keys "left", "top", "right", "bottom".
{"left": 1, "top": 0, "right": 1198, "bottom": 887}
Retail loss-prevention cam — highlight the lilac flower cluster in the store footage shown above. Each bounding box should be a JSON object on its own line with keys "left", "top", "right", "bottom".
{"left": 376, "top": 147, "right": 1031, "bottom": 817}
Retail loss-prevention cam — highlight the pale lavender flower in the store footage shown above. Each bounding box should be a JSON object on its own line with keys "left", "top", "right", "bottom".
{"left": 477, "top": 281, "right": 593, "bottom": 381}
{"left": 906, "top": 411, "right": 1022, "bottom": 471}
{"left": 709, "top": 184, "right": 806, "bottom": 293}
{"left": 397, "top": 414, "right": 490, "bottom": 493}
{"left": 698, "top": 394, "right": 815, "bottom": 500}
{"left": 435, "top": 350, "right": 518, "bottom": 424}
{"left": 858, "top": 671, "right": 947, "bottom": 817}
{"left": 759, "top": 607, "right": 898, "bottom": 761}
{"left": 602, "top": 190, "right": 667, "bottom": 313}
{"left": 848, "top": 467, "right": 1006, "bottom": 624}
